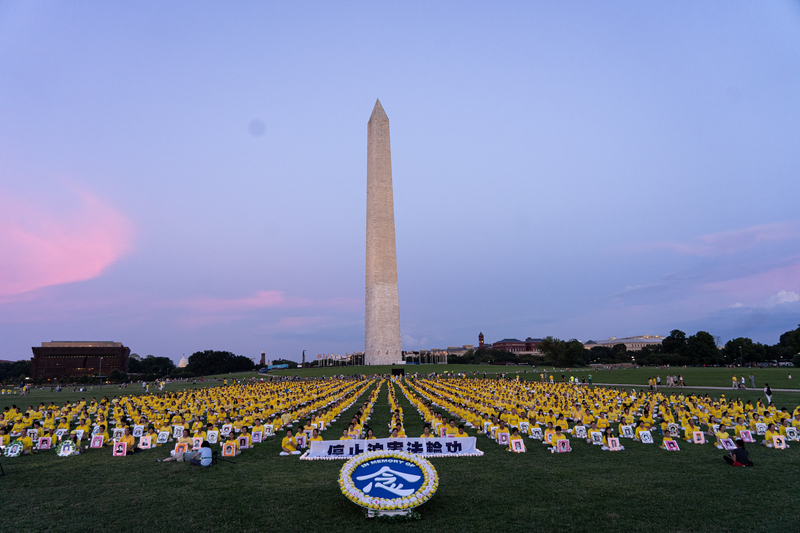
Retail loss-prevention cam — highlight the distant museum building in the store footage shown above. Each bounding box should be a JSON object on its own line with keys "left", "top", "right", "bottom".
{"left": 31, "top": 341, "right": 130, "bottom": 380}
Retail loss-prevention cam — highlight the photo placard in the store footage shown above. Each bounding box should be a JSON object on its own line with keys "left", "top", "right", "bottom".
{"left": 573, "top": 426, "right": 587, "bottom": 439}
{"left": 773, "top": 435, "right": 786, "bottom": 449}
{"left": 785, "top": 427, "right": 798, "bottom": 441}
{"left": 222, "top": 442, "right": 236, "bottom": 457}
{"left": 621, "top": 425, "right": 634, "bottom": 438}
{"left": 221, "top": 424, "right": 233, "bottom": 436}
{"left": 520, "top": 421, "right": 529, "bottom": 433}
{"left": 692, "top": 431, "right": 705, "bottom": 444}
{"left": 668, "top": 424, "right": 680, "bottom": 437}
{"left": 238, "top": 436, "right": 249, "bottom": 450}
{"left": 57, "top": 441, "right": 75, "bottom": 457}
{"left": 740, "top": 430, "right": 754, "bottom": 443}
{"left": 755, "top": 423, "right": 767, "bottom": 436}
{"left": 251, "top": 431, "right": 262, "bottom": 443}
{"left": 172, "top": 425, "right": 185, "bottom": 439}
{"left": 38, "top": 437, "right": 52, "bottom": 450}
{"left": 640, "top": 431, "right": 654, "bottom": 444}
{"left": 295, "top": 434, "right": 307, "bottom": 449}
{"left": 174, "top": 443, "right": 188, "bottom": 455}
{"left": 264, "top": 425, "right": 274, "bottom": 437}
{"left": 92, "top": 425, "right": 102, "bottom": 436}
{"left": 529, "top": 427, "right": 543, "bottom": 440}
{"left": 132, "top": 425, "right": 144, "bottom": 438}
{"left": 556, "top": 439, "right": 570, "bottom": 453}
{"left": 590, "top": 431, "right": 603, "bottom": 445}
{"left": 720, "top": 438, "right": 736, "bottom": 451}
{"left": 113, "top": 441, "right": 127, "bottom": 456}
{"left": 510, "top": 439, "right": 525, "bottom": 453}
{"left": 608, "top": 437, "right": 621, "bottom": 451}
{"left": 90, "top": 435, "right": 105, "bottom": 448}
{"left": 207, "top": 430, "right": 219, "bottom": 444}
{"left": 75, "top": 429, "right": 85, "bottom": 441}
{"left": 55, "top": 429, "right": 67, "bottom": 440}
{"left": 156, "top": 431, "right": 170, "bottom": 444}
{"left": 192, "top": 437, "right": 203, "bottom": 451}
{"left": 27, "top": 429, "right": 38, "bottom": 439}
{"left": 664, "top": 439, "right": 680, "bottom": 451}
{"left": 497, "top": 432, "right": 510, "bottom": 446}
{"left": 139, "top": 436, "right": 152, "bottom": 449}
{"left": 112, "top": 428, "right": 125, "bottom": 440}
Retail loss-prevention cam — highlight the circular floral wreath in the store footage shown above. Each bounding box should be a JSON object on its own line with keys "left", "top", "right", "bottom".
{"left": 339, "top": 450, "right": 439, "bottom": 511}
{"left": 3, "top": 439, "right": 23, "bottom": 457}
{"left": 56, "top": 439, "right": 77, "bottom": 457}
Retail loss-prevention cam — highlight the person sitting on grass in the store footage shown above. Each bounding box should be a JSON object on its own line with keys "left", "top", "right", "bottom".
{"left": 714, "top": 424, "right": 731, "bottom": 450}
{"left": 222, "top": 432, "right": 241, "bottom": 456}
{"left": 763, "top": 423, "right": 788, "bottom": 448}
{"left": 455, "top": 424, "right": 469, "bottom": 438}
{"left": 159, "top": 429, "right": 196, "bottom": 462}
{"left": 633, "top": 420, "right": 649, "bottom": 441}
{"left": 340, "top": 429, "right": 352, "bottom": 440}
{"left": 495, "top": 420, "right": 510, "bottom": 444}
{"left": 420, "top": 425, "right": 433, "bottom": 438}
{"left": 280, "top": 429, "right": 299, "bottom": 455}
{"left": 550, "top": 426, "right": 571, "bottom": 451}
{"left": 190, "top": 441, "right": 213, "bottom": 466}
{"left": 508, "top": 428, "right": 524, "bottom": 451}
{"left": 683, "top": 420, "right": 701, "bottom": 442}
{"left": 602, "top": 427, "right": 623, "bottom": 451}
{"left": 543, "top": 422, "right": 556, "bottom": 445}
{"left": 393, "top": 423, "right": 406, "bottom": 437}
{"left": 723, "top": 439, "right": 753, "bottom": 466}
{"left": 309, "top": 428, "right": 323, "bottom": 442}
{"left": 119, "top": 426, "right": 136, "bottom": 454}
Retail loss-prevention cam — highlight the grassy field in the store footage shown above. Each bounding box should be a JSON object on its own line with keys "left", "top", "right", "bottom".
{"left": 2, "top": 369, "right": 799, "bottom": 532}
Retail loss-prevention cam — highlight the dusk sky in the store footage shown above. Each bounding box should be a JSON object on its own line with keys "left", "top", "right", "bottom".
{"left": 2, "top": 2, "right": 800, "bottom": 363}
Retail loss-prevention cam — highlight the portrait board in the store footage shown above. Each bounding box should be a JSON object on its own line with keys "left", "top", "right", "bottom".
{"left": 640, "top": 431, "right": 654, "bottom": 444}
{"left": 207, "top": 430, "right": 219, "bottom": 444}
{"left": 113, "top": 441, "right": 127, "bottom": 456}
{"left": 510, "top": 439, "right": 525, "bottom": 453}
{"left": 692, "top": 431, "right": 705, "bottom": 444}
{"left": 139, "top": 436, "right": 152, "bottom": 449}
{"left": 721, "top": 438, "right": 736, "bottom": 451}
{"left": 90, "top": 435, "right": 104, "bottom": 448}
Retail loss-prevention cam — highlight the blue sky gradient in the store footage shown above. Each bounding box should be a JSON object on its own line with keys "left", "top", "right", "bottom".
{"left": 1, "top": 2, "right": 799, "bottom": 362}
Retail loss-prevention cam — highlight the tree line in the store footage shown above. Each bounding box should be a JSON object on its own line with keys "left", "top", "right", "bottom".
{"left": 448, "top": 324, "right": 800, "bottom": 367}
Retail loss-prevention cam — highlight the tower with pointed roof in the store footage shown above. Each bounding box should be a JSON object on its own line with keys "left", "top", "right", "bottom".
{"left": 365, "top": 99, "right": 401, "bottom": 365}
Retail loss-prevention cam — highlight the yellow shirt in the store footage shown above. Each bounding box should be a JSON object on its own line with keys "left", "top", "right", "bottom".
{"left": 281, "top": 436, "right": 296, "bottom": 451}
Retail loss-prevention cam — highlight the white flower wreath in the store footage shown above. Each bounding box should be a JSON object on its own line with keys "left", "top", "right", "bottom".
{"left": 338, "top": 450, "right": 439, "bottom": 511}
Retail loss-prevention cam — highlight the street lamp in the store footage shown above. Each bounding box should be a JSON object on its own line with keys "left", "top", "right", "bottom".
{"left": 99, "top": 357, "right": 103, "bottom": 389}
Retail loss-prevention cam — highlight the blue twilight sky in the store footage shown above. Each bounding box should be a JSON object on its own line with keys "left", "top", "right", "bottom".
{"left": 1, "top": 2, "right": 800, "bottom": 363}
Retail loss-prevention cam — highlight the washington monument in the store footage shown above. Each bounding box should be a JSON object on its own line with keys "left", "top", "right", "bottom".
{"left": 365, "top": 99, "right": 401, "bottom": 365}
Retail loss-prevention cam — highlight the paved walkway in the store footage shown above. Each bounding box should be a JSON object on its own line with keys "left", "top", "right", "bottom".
{"left": 590, "top": 383, "right": 800, "bottom": 393}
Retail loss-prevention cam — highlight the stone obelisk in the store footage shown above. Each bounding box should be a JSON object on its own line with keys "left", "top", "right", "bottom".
{"left": 365, "top": 99, "right": 401, "bottom": 365}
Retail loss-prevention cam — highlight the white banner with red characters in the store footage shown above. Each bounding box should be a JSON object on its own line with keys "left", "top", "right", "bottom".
{"left": 300, "top": 437, "right": 482, "bottom": 460}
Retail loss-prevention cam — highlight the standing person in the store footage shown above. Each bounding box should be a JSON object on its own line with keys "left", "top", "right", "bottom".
{"left": 656, "top": 375, "right": 661, "bottom": 390}
{"left": 740, "top": 376, "right": 745, "bottom": 390}
{"left": 764, "top": 384, "right": 773, "bottom": 405}
{"left": 588, "top": 373, "right": 592, "bottom": 386}
{"left": 731, "top": 375, "right": 738, "bottom": 390}
{"left": 750, "top": 373, "right": 755, "bottom": 389}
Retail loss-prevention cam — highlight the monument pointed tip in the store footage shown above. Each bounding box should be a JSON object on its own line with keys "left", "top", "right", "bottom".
{"left": 369, "top": 99, "right": 387, "bottom": 121}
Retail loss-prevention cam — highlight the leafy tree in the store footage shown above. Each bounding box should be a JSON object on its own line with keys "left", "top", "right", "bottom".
{"left": 0, "top": 360, "right": 31, "bottom": 383}
{"left": 128, "top": 355, "right": 176, "bottom": 376}
{"left": 779, "top": 324, "right": 800, "bottom": 352}
{"left": 108, "top": 369, "right": 127, "bottom": 382}
{"left": 270, "top": 358, "right": 298, "bottom": 369}
{"left": 723, "top": 338, "right": 767, "bottom": 364}
{"left": 686, "top": 331, "right": 719, "bottom": 365}
{"left": 662, "top": 330, "right": 687, "bottom": 355}
{"left": 187, "top": 350, "right": 255, "bottom": 375}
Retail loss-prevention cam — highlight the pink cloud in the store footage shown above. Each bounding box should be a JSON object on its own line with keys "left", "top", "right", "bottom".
{"left": 0, "top": 187, "right": 134, "bottom": 298}
{"left": 700, "top": 260, "right": 800, "bottom": 303}
{"left": 644, "top": 220, "right": 800, "bottom": 256}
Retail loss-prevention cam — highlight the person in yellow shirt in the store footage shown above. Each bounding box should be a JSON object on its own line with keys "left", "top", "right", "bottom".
{"left": 419, "top": 425, "right": 433, "bottom": 438}
{"left": 455, "top": 425, "right": 469, "bottom": 438}
{"left": 684, "top": 420, "right": 702, "bottom": 442}
{"left": 763, "top": 424, "right": 782, "bottom": 448}
{"left": 601, "top": 427, "right": 623, "bottom": 451}
{"left": 508, "top": 428, "right": 524, "bottom": 451}
{"left": 19, "top": 433, "right": 34, "bottom": 455}
{"left": 340, "top": 429, "right": 352, "bottom": 441}
{"left": 280, "top": 429, "right": 300, "bottom": 455}
{"left": 733, "top": 417, "right": 748, "bottom": 438}
{"left": 309, "top": 428, "right": 323, "bottom": 442}
{"left": 551, "top": 427, "right": 570, "bottom": 451}
{"left": 714, "top": 424, "right": 731, "bottom": 450}
{"left": 119, "top": 427, "right": 136, "bottom": 455}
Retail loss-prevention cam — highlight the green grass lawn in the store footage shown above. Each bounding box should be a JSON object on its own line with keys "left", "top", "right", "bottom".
{"left": 2, "top": 370, "right": 799, "bottom": 532}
